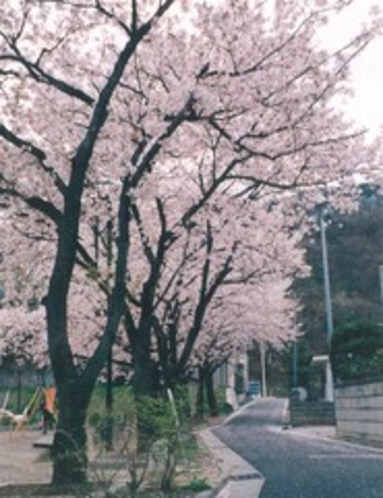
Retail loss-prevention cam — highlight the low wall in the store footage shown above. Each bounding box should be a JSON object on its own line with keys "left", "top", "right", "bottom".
{"left": 289, "top": 400, "right": 336, "bottom": 427}
{"left": 335, "top": 379, "right": 383, "bottom": 446}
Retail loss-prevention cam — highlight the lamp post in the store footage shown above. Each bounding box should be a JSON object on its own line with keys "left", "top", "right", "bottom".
{"left": 319, "top": 212, "right": 334, "bottom": 402}
{"left": 292, "top": 340, "right": 298, "bottom": 390}
{"left": 104, "top": 218, "right": 114, "bottom": 451}
{"left": 260, "top": 342, "right": 267, "bottom": 397}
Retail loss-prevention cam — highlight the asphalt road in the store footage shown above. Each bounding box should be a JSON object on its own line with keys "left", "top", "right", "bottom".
{"left": 213, "top": 397, "right": 383, "bottom": 498}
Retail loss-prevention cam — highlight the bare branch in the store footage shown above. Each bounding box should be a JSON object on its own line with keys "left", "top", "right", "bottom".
{"left": 0, "top": 52, "right": 94, "bottom": 106}
{"left": 95, "top": 0, "right": 132, "bottom": 36}
{"left": 0, "top": 123, "right": 67, "bottom": 195}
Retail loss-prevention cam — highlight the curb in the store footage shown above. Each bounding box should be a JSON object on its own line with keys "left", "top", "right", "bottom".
{"left": 197, "top": 428, "right": 264, "bottom": 498}
{"left": 221, "top": 399, "right": 259, "bottom": 426}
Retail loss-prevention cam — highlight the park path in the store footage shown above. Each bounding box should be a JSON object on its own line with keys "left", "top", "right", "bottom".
{"left": 0, "top": 429, "right": 52, "bottom": 486}
{"left": 0, "top": 428, "right": 127, "bottom": 488}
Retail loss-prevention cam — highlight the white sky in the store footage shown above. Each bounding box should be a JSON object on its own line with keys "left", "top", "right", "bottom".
{"left": 320, "top": 0, "right": 383, "bottom": 139}
{"left": 345, "top": 36, "right": 383, "bottom": 138}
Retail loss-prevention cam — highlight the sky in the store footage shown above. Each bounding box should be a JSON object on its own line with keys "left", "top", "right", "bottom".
{"left": 201, "top": 0, "right": 382, "bottom": 139}
{"left": 346, "top": 35, "right": 383, "bottom": 138}
{"left": 320, "top": 0, "right": 383, "bottom": 140}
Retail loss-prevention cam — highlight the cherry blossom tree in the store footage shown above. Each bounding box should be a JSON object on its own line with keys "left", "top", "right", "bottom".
{"left": 0, "top": 0, "right": 380, "bottom": 485}
{"left": 145, "top": 195, "right": 303, "bottom": 415}
{"left": 129, "top": 187, "right": 304, "bottom": 387}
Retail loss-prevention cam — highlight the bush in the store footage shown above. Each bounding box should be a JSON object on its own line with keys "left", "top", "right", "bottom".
{"left": 87, "top": 390, "right": 186, "bottom": 495}
{"left": 331, "top": 319, "right": 383, "bottom": 381}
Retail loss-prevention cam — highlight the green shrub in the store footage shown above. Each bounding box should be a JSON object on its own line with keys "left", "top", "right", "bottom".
{"left": 331, "top": 319, "right": 383, "bottom": 381}
{"left": 183, "top": 477, "right": 211, "bottom": 492}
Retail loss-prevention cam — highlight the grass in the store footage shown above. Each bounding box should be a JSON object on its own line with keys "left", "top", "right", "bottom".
{"left": 88, "top": 384, "right": 134, "bottom": 421}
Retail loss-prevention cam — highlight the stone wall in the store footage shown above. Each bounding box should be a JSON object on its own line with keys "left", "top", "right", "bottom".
{"left": 335, "top": 379, "right": 383, "bottom": 446}
{"left": 289, "top": 399, "right": 336, "bottom": 427}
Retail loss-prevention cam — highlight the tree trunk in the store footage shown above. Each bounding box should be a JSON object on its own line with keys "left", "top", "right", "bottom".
{"left": 133, "top": 313, "right": 156, "bottom": 398}
{"left": 172, "top": 379, "right": 191, "bottom": 420}
{"left": 131, "top": 317, "right": 156, "bottom": 453}
{"left": 205, "top": 370, "right": 219, "bottom": 417}
{"left": 51, "top": 381, "right": 91, "bottom": 485}
{"left": 133, "top": 351, "right": 155, "bottom": 399}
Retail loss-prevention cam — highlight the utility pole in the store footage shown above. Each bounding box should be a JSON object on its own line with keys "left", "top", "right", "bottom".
{"left": 320, "top": 213, "right": 334, "bottom": 402}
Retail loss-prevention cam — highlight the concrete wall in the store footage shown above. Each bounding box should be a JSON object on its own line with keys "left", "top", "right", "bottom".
{"left": 335, "top": 379, "right": 383, "bottom": 446}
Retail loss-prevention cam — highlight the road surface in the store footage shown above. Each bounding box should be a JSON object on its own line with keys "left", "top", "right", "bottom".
{"left": 214, "top": 397, "right": 383, "bottom": 498}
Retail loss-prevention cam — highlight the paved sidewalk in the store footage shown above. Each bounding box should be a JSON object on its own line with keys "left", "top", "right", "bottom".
{"left": 0, "top": 430, "right": 52, "bottom": 486}
{"left": 198, "top": 428, "right": 264, "bottom": 498}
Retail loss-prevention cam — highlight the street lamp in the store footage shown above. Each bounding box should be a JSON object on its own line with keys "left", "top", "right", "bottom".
{"left": 260, "top": 342, "right": 267, "bottom": 397}
{"left": 319, "top": 211, "right": 334, "bottom": 402}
